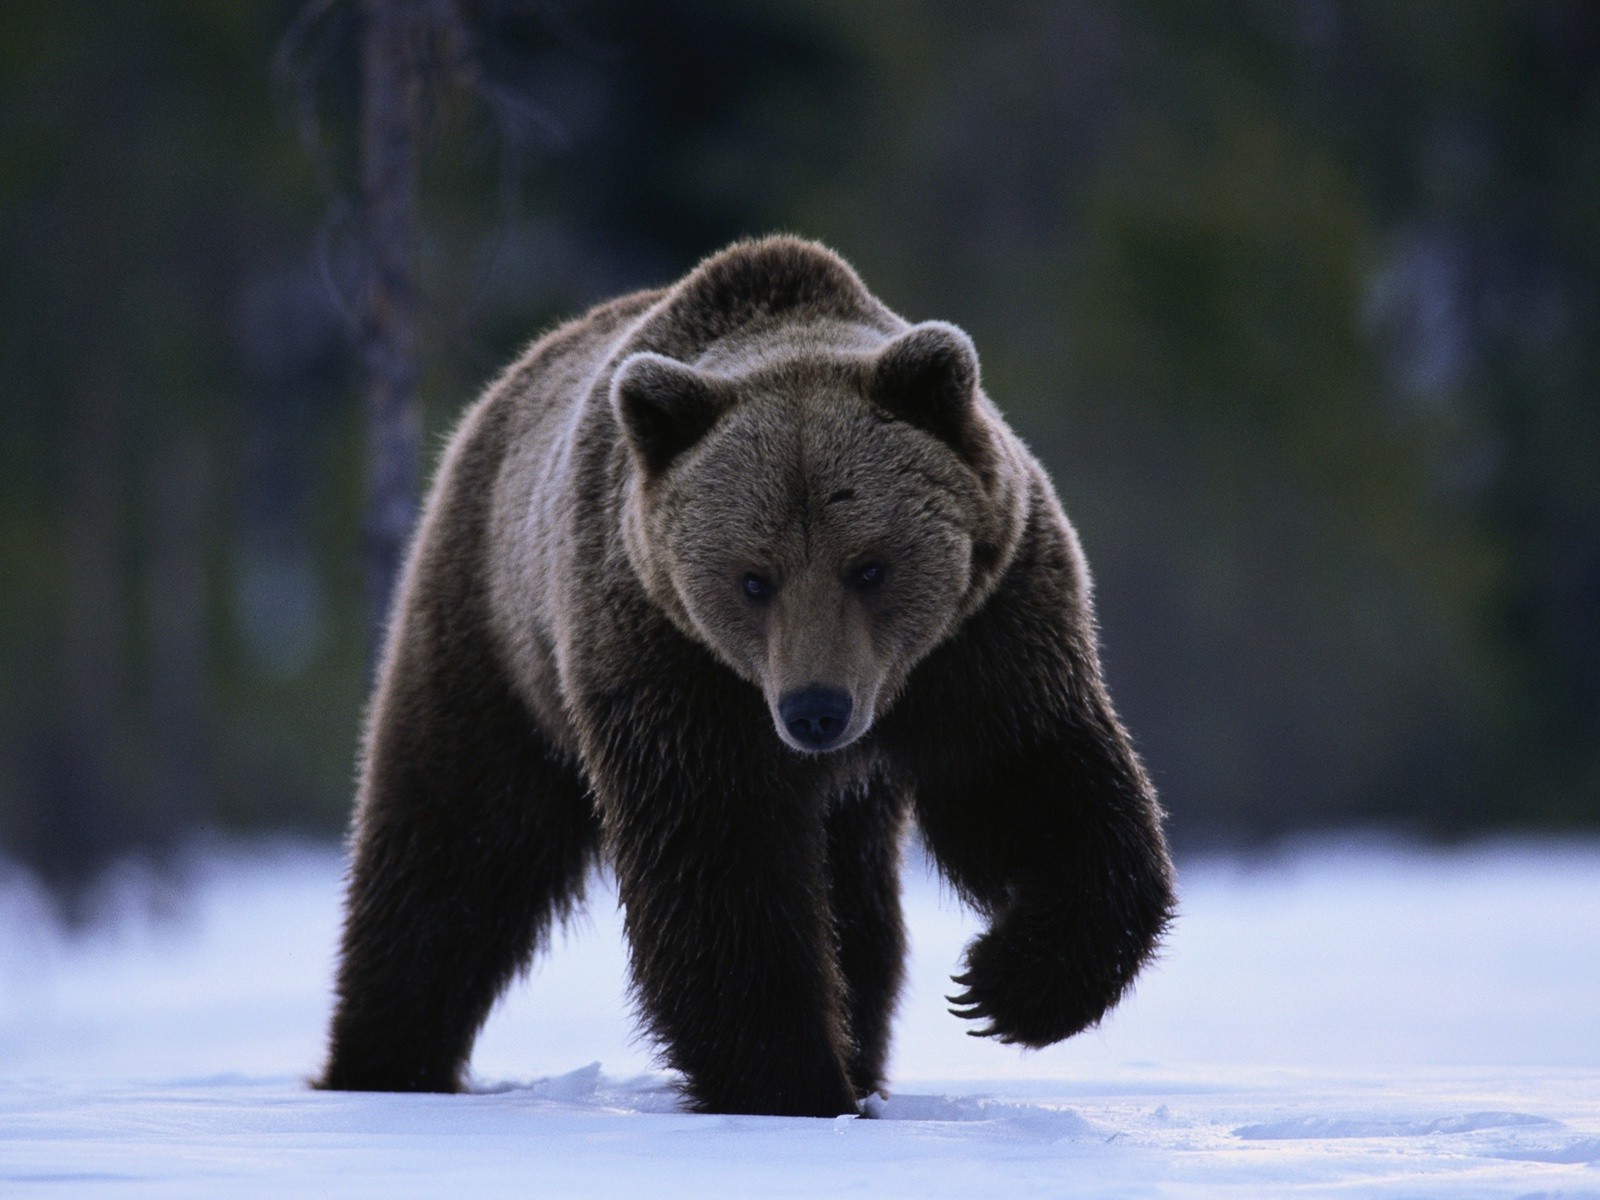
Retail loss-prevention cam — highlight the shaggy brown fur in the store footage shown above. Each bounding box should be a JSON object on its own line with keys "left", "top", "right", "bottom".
{"left": 319, "top": 236, "right": 1175, "bottom": 1117}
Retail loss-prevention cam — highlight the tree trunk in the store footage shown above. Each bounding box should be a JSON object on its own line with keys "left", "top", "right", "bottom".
{"left": 145, "top": 430, "right": 211, "bottom": 850}
{"left": 359, "top": 0, "right": 427, "bottom": 668}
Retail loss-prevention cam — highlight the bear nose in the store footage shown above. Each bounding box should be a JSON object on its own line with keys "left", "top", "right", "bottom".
{"left": 778, "top": 687, "right": 854, "bottom": 751}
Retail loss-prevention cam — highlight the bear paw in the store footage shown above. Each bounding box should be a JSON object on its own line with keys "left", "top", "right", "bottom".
{"left": 945, "top": 919, "right": 1122, "bottom": 1048}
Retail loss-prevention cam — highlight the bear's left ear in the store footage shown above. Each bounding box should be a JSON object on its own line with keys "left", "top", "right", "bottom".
{"left": 869, "top": 321, "right": 983, "bottom": 459}
{"left": 613, "top": 352, "right": 733, "bottom": 476}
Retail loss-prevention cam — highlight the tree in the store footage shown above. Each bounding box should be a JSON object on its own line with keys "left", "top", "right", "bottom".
{"left": 358, "top": 0, "right": 430, "bottom": 663}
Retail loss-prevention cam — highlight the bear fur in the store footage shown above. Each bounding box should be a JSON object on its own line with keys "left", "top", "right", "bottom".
{"left": 319, "top": 236, "right": 1175, "bottom": 1117}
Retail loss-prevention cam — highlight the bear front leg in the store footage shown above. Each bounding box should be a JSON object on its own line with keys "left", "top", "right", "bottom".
{"left": 575, "top": 679, "right": 858, "bottom": 1118}
{"left": 877, "top": 500, "right": 1177, "bottom": 1050}
{"left": 825, "top": 780, "right": 909, "bottom": 1097}
{"left": 917, "top": 696, "right": 1175, "bottom": 1048}
{"left": 320, "top": 619, "right": 599, "bottom": 1093}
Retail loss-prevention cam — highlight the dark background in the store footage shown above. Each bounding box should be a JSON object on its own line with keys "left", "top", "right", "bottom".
{"left": 3, "top": 0, "right": 1597, "bottom": 921}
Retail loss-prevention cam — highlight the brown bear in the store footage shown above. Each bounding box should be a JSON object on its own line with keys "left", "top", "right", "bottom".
{"left": 318, "top": 235, "right": 1174, "bottom": 1117}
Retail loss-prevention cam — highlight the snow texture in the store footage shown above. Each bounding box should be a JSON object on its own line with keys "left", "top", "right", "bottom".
{"left": 2, "top": 839, "right": 1598, "bottom": 1197}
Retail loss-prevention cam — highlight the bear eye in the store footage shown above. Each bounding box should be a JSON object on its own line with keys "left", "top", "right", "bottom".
{"left": 848, "top": 561, "right": 886, "bottom": 591}
{"left": 742, "top": 571, "right": 775, "bottom": 602}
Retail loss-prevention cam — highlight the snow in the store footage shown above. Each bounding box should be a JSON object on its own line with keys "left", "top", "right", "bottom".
{"left": 3, "top": 839, "right": 1598, "bottom": 1197}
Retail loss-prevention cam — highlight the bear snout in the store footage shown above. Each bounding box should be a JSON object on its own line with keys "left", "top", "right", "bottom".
{"left": 777, "top": 686, "right": 854, "bottom": 752}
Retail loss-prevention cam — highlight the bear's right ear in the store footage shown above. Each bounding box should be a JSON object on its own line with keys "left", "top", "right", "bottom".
{"left": 612, "top": 352, "right": 731, "bottom": 475}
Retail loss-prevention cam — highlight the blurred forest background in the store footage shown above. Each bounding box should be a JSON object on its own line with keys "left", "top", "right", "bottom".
{"left": 2, "top": 0, "right": 1597, "bottom": 920}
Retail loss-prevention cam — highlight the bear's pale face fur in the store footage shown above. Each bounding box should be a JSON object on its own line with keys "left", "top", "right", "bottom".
{"left": 617, "top": 345, "right": 994, "bottom": 753}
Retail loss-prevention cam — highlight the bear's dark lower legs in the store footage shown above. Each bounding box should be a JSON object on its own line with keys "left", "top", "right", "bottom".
{"left": 320, "top": 649, "right": 598, "bottom": 1093}
{"left": 825, "top": 782, "right": 908, "bottom": 1097}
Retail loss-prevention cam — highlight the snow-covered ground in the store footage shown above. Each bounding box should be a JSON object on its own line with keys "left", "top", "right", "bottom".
{"left": 2, "top": 838, "right": 1597, "bottom": 1197}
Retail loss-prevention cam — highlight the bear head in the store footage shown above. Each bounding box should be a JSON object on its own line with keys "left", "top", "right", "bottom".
{"left": 613, "top": 320, "right": 1027, "bottom": 755}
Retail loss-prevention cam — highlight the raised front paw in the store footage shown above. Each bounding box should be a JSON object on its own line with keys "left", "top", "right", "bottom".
{"left": 945, "top": 916, "right": 1128, "bottom": 1048}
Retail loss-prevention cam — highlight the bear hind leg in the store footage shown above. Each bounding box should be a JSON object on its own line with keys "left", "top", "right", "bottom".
{"left": 319, "top": 636, "right": 598, "bottom": 1093}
